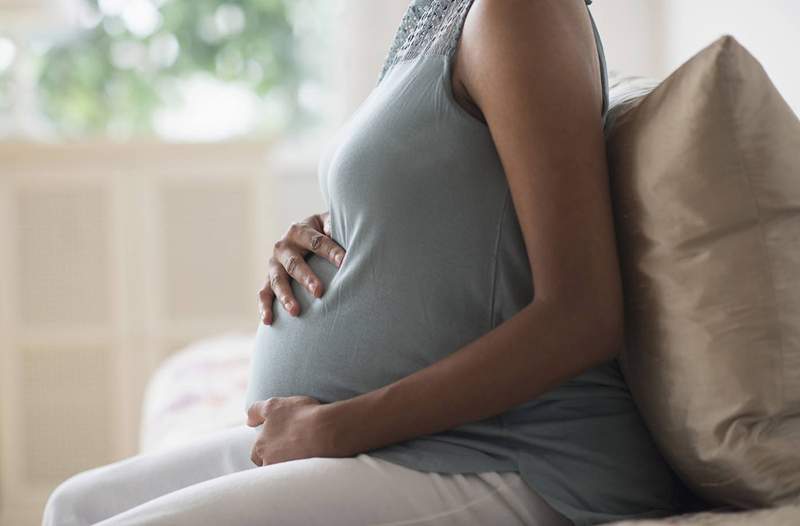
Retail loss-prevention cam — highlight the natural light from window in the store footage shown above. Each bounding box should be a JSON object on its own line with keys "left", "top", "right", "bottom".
{"left": 0, "top": 0, "right": 336, "bottom": 142}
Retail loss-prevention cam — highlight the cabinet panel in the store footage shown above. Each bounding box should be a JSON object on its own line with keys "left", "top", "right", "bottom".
{"left": 19, "top": 346, "right": 114, "bottom": 485}
{"left": 15, "top": 186, "right": 111, "bottom": 327}
{"left": 160, "top": 182, "right": 253, "bottom": 322}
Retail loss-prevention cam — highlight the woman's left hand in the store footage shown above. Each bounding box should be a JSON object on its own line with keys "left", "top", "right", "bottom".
{"left": 246, "top": 395, "right": 341, "bottom": 466}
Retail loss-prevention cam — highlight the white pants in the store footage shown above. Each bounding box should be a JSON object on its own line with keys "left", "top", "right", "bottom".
{"left": 42, "top": 424, "right": 572, "bottom": 526}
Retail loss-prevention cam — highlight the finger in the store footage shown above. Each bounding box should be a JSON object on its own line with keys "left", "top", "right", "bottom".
{"left": 250, "top": 446, "right": 262, "bottom": 467}
{"left": 320, "top": 212, "right": 332, "bottom": 237}
{"left": 288, "top": 222, "right": 345, "bottom": 269}
{"left": 307, "top": 230, "right": 346, "bottom": 269}
{"left": 258, "top": 286, "right": 274, "bottom": 325}
{"left": 268, "top": 259, "right": 300, "bottom": 316}
{"left": 246, "top": 401, "right": 265, "bottom": 427}
{"left": 277, "top": 247, "right": 324, "bottom": 299}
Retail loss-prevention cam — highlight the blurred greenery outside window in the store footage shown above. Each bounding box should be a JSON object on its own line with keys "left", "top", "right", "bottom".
{"left": 0, "top": 0, "right": 336, "bottom": 141}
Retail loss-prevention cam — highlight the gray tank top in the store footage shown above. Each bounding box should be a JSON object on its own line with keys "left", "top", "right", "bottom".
{"left": 245, "top": 1, "right": 682, "bottom": 524}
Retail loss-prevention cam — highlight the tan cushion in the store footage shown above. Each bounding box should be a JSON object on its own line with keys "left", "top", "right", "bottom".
{"left": 604, "top": 35, "right": 800, "bottom": 508}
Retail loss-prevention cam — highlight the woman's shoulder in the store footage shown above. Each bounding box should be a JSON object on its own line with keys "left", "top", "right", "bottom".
{"left": 455, "top": 0, "right": 604, "bottom": 121}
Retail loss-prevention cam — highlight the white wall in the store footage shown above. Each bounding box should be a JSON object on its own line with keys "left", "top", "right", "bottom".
{"left": 663, "top": 0, "right": 800, "bottom": 115}
{"left": 589, "top": 0, "right": 799, "bottom": 115}
{"left": 328, "top": 0, "right": 409, "bottom": 124}
{"left": 588, "top": 0, "right": 668, "bottom": 80}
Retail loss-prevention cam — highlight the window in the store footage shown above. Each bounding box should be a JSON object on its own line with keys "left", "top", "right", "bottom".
{"left": 0, "top": 0, "right": 336, "bottom": 141}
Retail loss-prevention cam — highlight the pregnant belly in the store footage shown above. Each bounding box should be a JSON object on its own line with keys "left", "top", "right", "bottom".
{"left": 244, "top": 252, "right": 422, "bottom": 408}
{"left": 245, "top": 253, "right": 346, "bottom": 407}
{"left": 243, "top": 250, "right": 492, "bottom": 409}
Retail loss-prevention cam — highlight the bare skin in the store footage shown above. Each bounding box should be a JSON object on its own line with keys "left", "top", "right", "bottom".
{"left": 249, "top": 0, "right": 622, "bottom": 466}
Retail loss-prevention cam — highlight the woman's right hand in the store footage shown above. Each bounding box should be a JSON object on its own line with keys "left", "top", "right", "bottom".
{"left": 258, "top": 211, "right": 345, "bottom": 325}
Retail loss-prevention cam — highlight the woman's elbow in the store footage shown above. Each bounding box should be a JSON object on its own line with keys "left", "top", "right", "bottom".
{"left": 533, "top": 285, "right": 625, "bottom": 366}
{"left": 584, "top": 291, "right": 625, "bottom": 364}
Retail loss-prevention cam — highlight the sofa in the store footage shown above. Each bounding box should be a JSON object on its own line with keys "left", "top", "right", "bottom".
{"left": 138, "top": 35, "right": 800, "bottom": 526}
{"left": 137, "top": 332, "right": 798, "bottom": 525}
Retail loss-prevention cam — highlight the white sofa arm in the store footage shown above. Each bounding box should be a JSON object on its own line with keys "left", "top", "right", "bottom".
{"left": 138, "top": 331, "right": 255, "bottom": 453}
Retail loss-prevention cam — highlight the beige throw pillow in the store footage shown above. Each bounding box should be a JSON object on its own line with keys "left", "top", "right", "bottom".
{"left": 604, "top": 35, "right": 800, "bottom": 508}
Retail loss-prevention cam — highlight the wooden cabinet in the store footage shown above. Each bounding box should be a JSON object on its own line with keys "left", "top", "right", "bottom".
{"left": 0, "top": 140, "right": 324, "bottom": 525}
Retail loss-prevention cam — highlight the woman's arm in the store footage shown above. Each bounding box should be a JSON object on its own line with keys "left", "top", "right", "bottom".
{"left": 320, "top": 0, "right": 624, "bottom": 457}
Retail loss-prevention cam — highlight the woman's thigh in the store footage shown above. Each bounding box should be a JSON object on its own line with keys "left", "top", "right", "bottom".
{"left": 91, "top": 452, "right": 572, "bottom": 526}
{"left": 42, "top": 424, "right": 260, "bottom": 526}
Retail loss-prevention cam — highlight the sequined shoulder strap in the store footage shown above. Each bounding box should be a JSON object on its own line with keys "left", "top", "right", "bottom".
{"left": 376, "top": 0, "right": 474, "bottom": 85}
{"left": 377, "top": 0, "right": 600, "bottom": 87}
{"left": 378, "top": 0, "right": 608, "bottom": 121}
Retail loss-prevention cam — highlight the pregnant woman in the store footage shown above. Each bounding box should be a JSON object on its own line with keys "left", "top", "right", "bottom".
{"left": 43, "top": 1, "right": 682, "bottom": 525}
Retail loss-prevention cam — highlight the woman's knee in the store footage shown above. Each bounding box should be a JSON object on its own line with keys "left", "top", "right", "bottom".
{"left": 42, "top": 469, "right": 103, "bottom": 526}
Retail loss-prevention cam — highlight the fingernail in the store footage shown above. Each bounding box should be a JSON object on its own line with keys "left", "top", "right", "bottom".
{"left": 335, "top": 253, "right": 343, "bottom": 266}
{"left": 310, "top": 282, "right": 319, "bottom": 296}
